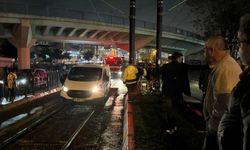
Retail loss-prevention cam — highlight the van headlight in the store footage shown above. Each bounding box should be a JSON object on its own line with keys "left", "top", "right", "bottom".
{"left": 92, "top": 86, "right": 100, "bottom": 93}
{"left": 118, "top": 71, "right": 122, "bottom": 75}
{"left": 62, "top": 86, "right": 68, "bottom": 92}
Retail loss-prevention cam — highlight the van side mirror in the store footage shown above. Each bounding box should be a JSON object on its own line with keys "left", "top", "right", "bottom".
{"left": 104, "top": 75, "right": 109, "bottom": 81}
{"left": 60, "top": 74, "right": 67, "bottom": 85}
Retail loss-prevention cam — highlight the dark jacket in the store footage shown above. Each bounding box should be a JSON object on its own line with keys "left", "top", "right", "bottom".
{"left": 218, "top": 67, "right": 250, "bottom": 150}
{"left": 161, "top": 61, "right": 191, "bottom": 96}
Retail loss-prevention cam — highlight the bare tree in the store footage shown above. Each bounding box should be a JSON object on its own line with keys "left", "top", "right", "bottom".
{"left": 32, "top": 44, "right": 70, "bottom": 63}
{"left": 187, "top": 0, "right": 250, "bottom": 58}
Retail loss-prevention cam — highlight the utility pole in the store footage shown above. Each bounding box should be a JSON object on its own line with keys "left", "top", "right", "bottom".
{"left": 156, "top": 0, "right": 163, "bottom": 70}
{"left": 129, "top": 0, "right": 136, "bottom": 64}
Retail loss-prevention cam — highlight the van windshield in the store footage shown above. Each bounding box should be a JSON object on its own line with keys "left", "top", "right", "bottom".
{"left": 68, "top": 67, "right": 102, "bottom": 81}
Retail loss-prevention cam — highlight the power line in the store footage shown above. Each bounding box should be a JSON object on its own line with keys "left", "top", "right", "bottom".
{"left": 168, "top": 0, "right": 187, "bottom": 11}
{"left": 101, "top": 0, "right": 126, "bottom": 15}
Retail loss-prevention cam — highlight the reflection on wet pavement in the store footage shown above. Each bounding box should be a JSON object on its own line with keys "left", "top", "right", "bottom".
{"left": 1, "top": 113, "right": 28, "bottom": 128}
{"left": 30, "top": 106, "right": 43, "bottom": 114}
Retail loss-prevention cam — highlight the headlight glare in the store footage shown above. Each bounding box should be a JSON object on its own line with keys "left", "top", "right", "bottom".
{"left": 92, "top": 86, "right": 100, "bottom": 93}
{"left": 62, "top": 86, "right": 68, "bottom": 92}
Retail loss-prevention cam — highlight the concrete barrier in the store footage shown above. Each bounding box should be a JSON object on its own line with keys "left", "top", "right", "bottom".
{"left": 0, "top": 88, "right": 60, "bottom": 112}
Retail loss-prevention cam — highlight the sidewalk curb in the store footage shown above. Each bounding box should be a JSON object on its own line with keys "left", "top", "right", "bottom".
{"left": 122, "top": 94, "right": 135, "bottom": 150}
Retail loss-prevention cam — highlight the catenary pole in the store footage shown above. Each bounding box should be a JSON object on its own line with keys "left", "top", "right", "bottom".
{"left": 129, "top": 0, "right": 136, "bottom": 64}
{"left": 156, "top": 0, "right": 163, "bottom": 69}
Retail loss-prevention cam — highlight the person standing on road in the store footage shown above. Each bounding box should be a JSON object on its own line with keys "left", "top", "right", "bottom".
{"left": 202, "top": 36, "right": 242, "bottom": 150}
{"left": 122, "top": 62, "right": 139, "bottom": 102}
{"left": 161, "top": 52, "right": 191, "bottom": 133}
{"left": 218, "top": 14, "right": 250, "bottom": 150}
{"left": 28, "top": 69, "right": 35, "bottom": 95}
{"left": 161, "top": 52, "right": 191, "bottom": 107}
{"left": 6, "top": 69, "right": 17, "bottom": 102}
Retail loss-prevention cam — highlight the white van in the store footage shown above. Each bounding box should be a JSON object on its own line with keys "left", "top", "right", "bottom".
{"left": 60, "top": 64, "right": 111, "bottom": 102}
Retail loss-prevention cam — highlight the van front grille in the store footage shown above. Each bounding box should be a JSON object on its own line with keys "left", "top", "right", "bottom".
{"left": 67, "top": 90, "right": 91, "bottom": 98}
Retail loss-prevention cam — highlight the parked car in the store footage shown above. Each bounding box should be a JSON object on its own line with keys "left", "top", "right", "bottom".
{"left": 60, "top": 64, "right": 111, "bottom": 103}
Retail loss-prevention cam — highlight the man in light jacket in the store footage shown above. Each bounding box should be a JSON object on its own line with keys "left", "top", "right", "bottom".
{"left": 218, "top": 13, "right": 250, "bottom": 150}
{"left": 203, "top": 36, "right": 242, "bottom": 150}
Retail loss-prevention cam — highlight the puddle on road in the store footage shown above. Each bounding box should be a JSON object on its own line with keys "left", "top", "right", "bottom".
{"left": 100, "top": 93, "right": 124, "bottom": 149}
{"left": 30, "top": 106, "right": 43, "bottom": 114}
{"left": 104, "top": 96, "right": 115, "bottom": 109}
{"left": 0, "top": 113, "right": 28, "bottom": 128}
{"left": 111, "top": 79, "right": 127, "bottom": 95}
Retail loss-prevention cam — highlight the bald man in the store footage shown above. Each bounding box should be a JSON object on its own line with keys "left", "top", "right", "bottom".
{"left": 218, "top": 14, "right": 250, "bottom": 150}
{"left": 203, "top": 36, "right": 242, "bottom": 150}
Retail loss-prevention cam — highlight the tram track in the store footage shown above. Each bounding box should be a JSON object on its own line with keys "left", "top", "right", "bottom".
{"left": 1, "top": 88, "right": 119, "bottom": 150}
{"left": 2, "top": 103, "right": 97, "bottom": 150}
{"left": 0, "top": 104, "right": 65, "bottom": 149}
{"left": 61, "top": 110, "right": 95, "bottom": 150}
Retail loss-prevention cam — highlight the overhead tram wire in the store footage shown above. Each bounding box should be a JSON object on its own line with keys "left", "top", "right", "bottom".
{"left": 101, "top": 0, "right": 127, "bottom": 16}
{"left": 165, "top": 0, "right": 191, "bottom": 53}
{"left": 170, "top": 0, "right": 201, "bottom": 46}
{"left": 168, "top": 0, "right": 188, "bottom": 12}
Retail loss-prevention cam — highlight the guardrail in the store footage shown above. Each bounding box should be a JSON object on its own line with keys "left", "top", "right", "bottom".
{"left": 0, "top": 69, "right": 62, "bottom": 103}
{"left": 0, "top": 2, "right": 204, "bottom": 41}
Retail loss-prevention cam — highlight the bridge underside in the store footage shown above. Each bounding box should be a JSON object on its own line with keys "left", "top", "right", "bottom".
{"left": 0, "top": 13, "right": 204, "bottom": 58}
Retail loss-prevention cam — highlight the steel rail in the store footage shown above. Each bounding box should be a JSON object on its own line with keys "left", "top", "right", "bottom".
{"left": 61, "top": 110, "right": 95, "bottom": 150}
{"left": 0, "top": 104, "right": 64, "bottom": 149}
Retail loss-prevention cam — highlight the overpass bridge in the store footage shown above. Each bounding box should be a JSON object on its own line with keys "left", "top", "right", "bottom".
{"left": 0, "top": 2, "right": 204, "bottom": 69}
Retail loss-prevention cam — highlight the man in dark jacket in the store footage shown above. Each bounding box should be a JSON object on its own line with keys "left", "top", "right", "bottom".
{"left": 218, "top": 14, "right": 250, "bottom": 150}
{"left": 161, "top": 52, "right": 191, "bottom": 106}
{"left": 161, "top": 52, "right": 191, "bottom": 133}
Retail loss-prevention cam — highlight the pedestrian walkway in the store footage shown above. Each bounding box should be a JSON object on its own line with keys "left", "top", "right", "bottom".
{"left": 1, "top": 95, "right": 26, "bottom": 105}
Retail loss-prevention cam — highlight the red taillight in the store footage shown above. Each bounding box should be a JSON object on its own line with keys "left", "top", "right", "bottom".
{"left": 108, "top": 56, "right": 114, "bottom": 60}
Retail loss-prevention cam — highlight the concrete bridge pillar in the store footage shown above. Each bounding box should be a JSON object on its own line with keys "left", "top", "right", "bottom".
{"left": 8, "top": 19, "right": 35, "bottom": 70}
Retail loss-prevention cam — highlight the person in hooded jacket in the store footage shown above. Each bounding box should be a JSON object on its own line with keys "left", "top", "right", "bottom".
{"left": 122, "top": 62, "right": 139, "bottom": 102}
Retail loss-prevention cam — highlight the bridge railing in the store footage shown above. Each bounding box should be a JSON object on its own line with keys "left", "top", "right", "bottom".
{"left": 0, "top": 2, "right": 204, "bottom": 41}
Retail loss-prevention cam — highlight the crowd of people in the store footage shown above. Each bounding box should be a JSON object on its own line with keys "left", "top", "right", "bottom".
{"left": 122, "top": 13, "right": 250, "bottom": 150}
{"left": 197, "top": 14, "right": 250, "bottom": 150}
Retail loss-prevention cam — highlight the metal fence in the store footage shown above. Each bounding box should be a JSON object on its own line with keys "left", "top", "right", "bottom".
{"left": 0, "top": 67, "right": 63, "bottom": 103}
